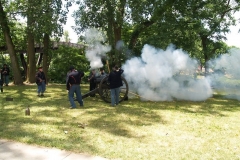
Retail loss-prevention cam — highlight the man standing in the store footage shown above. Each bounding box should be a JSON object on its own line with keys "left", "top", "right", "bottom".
{"left": 35, "top": 66, "right": 46, "bottom": 97}
{"left": 88, "top": 69, "right": 96, "bottom": 97}
{"left": 67, "top": 66, "right": 84, "bottom": 109}
{"left": 108, "top": 65, "right": 124, "bottom": 107}
{"left": 1, "top": 64, "right": 10, "bottom": 86}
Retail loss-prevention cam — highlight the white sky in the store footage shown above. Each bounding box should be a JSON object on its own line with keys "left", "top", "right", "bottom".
{"left": 63, "top": 9, "right": 240, "bottom": 48}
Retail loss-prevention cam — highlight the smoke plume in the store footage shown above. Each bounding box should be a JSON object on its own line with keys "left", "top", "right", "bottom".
{"left": 122, "top": 44, "right": 213, "bottom": 101}
{"left": 84, "top": 30, "right": 240, "bottom": 101}
{"left": 85, "top": 28, "right": 111, "bottom": 69}
{"left": 207, "top": 48, "right": 240, "bottom": 100}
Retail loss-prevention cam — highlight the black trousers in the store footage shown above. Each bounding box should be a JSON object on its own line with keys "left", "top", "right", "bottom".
{"left": 89, "top": 82, "right": 96, "bottom": 96}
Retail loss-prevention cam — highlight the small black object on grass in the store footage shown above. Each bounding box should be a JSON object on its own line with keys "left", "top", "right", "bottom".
{"left": 6, "top": 97, "right": 13, "bottom": 101}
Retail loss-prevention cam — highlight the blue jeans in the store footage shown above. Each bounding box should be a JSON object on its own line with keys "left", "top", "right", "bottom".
{"left": 2, "top": 75, "right": 9, "bottom": 85}
{"left": 37, "top": 81, "right": 46, "bottom": 94}
{"left": 110, "top": 87, "right": 120, "bottom": 106}
{"left": 68, "top": 85, "right": 83, "bottom": 108}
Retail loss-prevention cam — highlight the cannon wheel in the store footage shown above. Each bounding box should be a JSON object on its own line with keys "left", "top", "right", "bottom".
{"left": 99, "top": 75, "right": 129, "bottom": 103}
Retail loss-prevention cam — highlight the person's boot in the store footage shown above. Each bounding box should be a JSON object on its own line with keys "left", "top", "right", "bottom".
{"left": 1, "top": 88, "right": 3, "bottom": 92}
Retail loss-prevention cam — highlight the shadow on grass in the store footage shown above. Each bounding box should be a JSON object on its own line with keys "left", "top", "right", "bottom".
{"left": 136, "top": 93, "right": 240, "bottom": 117}
{"left": 0, "top": 84, "right": 102, "bottom": 153}
{"left": 1, "top": 84, "right": 240, "bottom": 154}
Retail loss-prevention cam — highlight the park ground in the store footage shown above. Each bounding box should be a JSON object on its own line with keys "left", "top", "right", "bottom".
{"left": 0, "top": 84, "right": 240, "bottom": 160}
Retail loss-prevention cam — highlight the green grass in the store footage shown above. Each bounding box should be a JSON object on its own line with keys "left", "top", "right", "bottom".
{"left": 1, "top": 84, "right": 240, "bottom": 160}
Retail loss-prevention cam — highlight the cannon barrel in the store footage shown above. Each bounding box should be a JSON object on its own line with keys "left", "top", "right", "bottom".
{"left": 81, "top": 75, "right": 128, "bottom": 103}
{"left": 82, "top": 88, "right": 99, "bottom": 99}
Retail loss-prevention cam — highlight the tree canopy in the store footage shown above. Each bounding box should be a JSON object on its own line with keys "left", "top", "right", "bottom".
{"left": 0, "top": 0, "right": 240, "bottom": 84}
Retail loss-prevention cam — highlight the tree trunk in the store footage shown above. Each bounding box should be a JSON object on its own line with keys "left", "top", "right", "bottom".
{"left": 0, "top": 1, "right": 23, "bottom": 85}
{"left": 106, "top": 0, "right": 115, "bottom": 66}
{"left": 26, "top": 9, "right": 36, "bottom": 83}
{"left": 19, "top": 53, "right": 27, "bottom": 80}
{"left": 26, "top": 31, "right": 36, "bottom": 83}
{"left": 201, "top": 35, "right": 209, "bottom": 76}
{"left": 43, "top": 33, "right": 50, "bottom": 83}
{"left": 113, "top": 26, "right": 122, "bottom": 66}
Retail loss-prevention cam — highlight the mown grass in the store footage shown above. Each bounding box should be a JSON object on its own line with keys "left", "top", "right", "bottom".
{"left": 0, "top": 84, "right": 240, "bottom": 160}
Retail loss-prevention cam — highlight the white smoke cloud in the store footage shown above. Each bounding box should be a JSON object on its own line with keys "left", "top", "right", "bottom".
{"left": 122, "top": 44, "right": 213, "bottom": 101}
{"left": 85, "top": 28, "right": 111, "bottom": 69}
{"left": 207, "top": 48, "right": 240, "bottom": 100}
{"left": 83, "top": 30, "right": 240, "bottom": 101}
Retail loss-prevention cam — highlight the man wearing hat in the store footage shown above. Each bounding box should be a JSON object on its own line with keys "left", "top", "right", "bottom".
{"left": 66, "top": 66, "right": 84, "bottom": 109}
{"left": 35, "top": 66, "right": 46, "bottom": 96}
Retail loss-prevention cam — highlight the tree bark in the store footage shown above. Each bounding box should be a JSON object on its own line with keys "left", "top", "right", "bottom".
{"left": 26, "top": 3, "right": 36, "bottom": 83}
{"left": 19, "top": 53, "right": 27, "bottom": 79}
{"left": 26, "top": 31, "right": 36, "bottom": 83}
{"left": 200, "top": 35, "right": 209, "bottom": 76}
{"left": 43, "top": 33, "right": 50, "bottom": 83}
{"left": 0, "top": 1, "right": 23, "bottom": 85}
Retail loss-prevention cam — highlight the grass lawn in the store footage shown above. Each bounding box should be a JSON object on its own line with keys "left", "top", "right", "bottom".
{"left": 0, "top": 84, "right": 240, "bottom": 160}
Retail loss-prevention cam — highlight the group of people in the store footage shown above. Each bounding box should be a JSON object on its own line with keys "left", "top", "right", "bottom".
{"left": 2, "top": 63, "right": 123, "bottom": 108}
{"left": 0, "top": 62, "right": 124, "bottom": 107}
{"left": 65, "top": 65, "right": 124, "bottom": 109}
{"left": 0, "top": 64, "right": 10, "bottom": 92}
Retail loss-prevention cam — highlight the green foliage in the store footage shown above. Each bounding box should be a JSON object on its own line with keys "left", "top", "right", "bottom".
{"left": 73, "top": 0, "right": 240, "bottom": 66}
{"left": 3, "top": 0, "right": 70, "bottom": 44}
{"left": 48, "top": 46, "right": 89, "bottom": 83}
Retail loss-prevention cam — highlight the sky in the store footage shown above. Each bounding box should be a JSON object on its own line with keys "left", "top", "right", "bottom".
{"left": 63, "top": 9, "right": 240, "bottom": 48}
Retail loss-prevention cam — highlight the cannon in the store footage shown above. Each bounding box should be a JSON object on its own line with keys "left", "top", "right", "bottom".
{"left": 82, "top": 75, "right": 129, "bottom": 103}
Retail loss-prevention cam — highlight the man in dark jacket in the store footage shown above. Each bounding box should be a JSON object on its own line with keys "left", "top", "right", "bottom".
{"left": 66, "top": 66, "right": 84, "bottom": 109}
{"left": 108, "top": 65, "right": 124, "bottom": 106}
{"left": 35, "top": 66, "right": 46, "bottom": 96}
{"left": 1, "top": 64, "right": 10, "bottom": 86}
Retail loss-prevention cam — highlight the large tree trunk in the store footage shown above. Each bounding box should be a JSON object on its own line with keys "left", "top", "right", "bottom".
{"left": 106, "top": 0, "right": 115, "bottom": 67}
{"left": 26, "top": 31, "right": 36, "bottom": 83}
{"left": 201, "top": 35, "right": 209, "bottom": 76}
{"left": 112, "top": 0, "right": 126, "bottom": 66}
{"left": 26, "top": 5, "right": 36, "bottom": 83}
{"left": 43, "top": 33, "right": 50, "bottom": 83}
{"left": 106, "top": 0, "right": 126, "bottom": 67}
{"left": 0, "top": 1, "right": 23, "bottom": 85}
{"left": 113, "top": 26, "right": 122, "bottom": 66}
{"left": 19, "top": 53, "right": 27, "bottom": 80}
